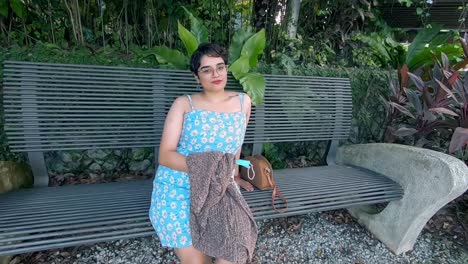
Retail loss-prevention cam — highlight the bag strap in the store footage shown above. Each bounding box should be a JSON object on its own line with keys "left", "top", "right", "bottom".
{"left": 256, "top": 155, "right": 288, "bottom": 213}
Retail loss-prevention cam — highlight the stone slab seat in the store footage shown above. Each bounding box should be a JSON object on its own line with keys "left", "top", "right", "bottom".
{"left": 337, "top": 143, "right": 468, "bottom": 254}
{"left": 0, "top": 165, "right": 403, "bottom": 255}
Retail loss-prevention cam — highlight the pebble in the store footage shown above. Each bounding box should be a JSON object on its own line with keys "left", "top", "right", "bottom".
{"left": 14, "top": 212, "right": 468, "bottom": 264}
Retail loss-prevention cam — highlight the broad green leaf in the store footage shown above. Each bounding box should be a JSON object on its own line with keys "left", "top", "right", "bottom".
{"left": 228, "top": 55, "right": 250, "bottom": 79}
{"left": 152, "top": 46, "right": 189, "bottom": 69}
{"left": 10, "top": 0, "right": 26, "bottom": 18}
{"left": 0, "top": 0, "right": 8, "bottom": 17}
{"left": 434, "top": 44, "right": 464, "bottom": 61}
{"left": 239, "top": 73, "right": 265, "bottom": 106}
{"left": 428, "top": 33, "right": 452, "bottom": 49}
{"left": 374, "top": 42, "right": 392, "bottom": 63}
{"left": 406, "top": 24, "right": 442, "bottom": 66}
{"left": 229, "top": 29, "right": 253, "bottom": 62}
{"left": 182, "top": 6, "right": 208, "bottom": 43}
{"left": 241, "top": 29, "right": 266, "bottom": 68}
{"left": 407, "top": 48, "right": 432, "bottom": 71}
{"left": 178, "top": 21, "right": 198, "bottom": 57}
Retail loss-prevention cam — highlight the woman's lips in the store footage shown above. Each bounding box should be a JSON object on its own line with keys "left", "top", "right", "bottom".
{"left": 212, "top": 80, "right": 223, "bottom": 84}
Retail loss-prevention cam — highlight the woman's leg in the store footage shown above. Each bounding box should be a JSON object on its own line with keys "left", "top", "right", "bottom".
{"left": 214, "top": 258, "right": 234, "bottom": 264}
{"left": 174, "top": 246, "right": 212, "bottom": 264}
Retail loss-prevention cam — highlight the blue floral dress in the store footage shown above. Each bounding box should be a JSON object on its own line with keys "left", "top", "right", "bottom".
{"left": 149, "top": 93, "right": 247, "bottom": 248}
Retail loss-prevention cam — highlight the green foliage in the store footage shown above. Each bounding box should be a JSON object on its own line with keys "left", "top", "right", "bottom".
{"left": 406, "top": 24, "right": 444, "bottom": 70}
{"left": 0, "top": 0, "right": 7, "bottom": 17}
{"left": 238, "top": 73, "right": 265, "bottom": 105}
{"left": 240, "top": 29, "right": 265, "bottom": 68}
{"left": 229, "top": 29, "right": 254, "bottom": 63}
{"left": 397, "top": 0, "right": 433, "bottom": 26}
{"left": 229, "top": 55, "right": 250, "bottom": 79}
{"left": 153, "top": 8, "right": 267, "bottom": 106}
{"left": 352, "top": 28, "right": 406, "bottom": 69}
{"left": 177, "top": 21, "right": 198, "bottom": 57}
{"left": 9, "top": 0, "right": 25, "bottom": 18}
{"left": 383, "top": 33, "right": 468, "bottom": 158}
{"left": 150, "top": 45, "right": 189, "bottom": 69}
{"left": 228, "top": 29, "right": 266, "bottom": 105}
{"left": 182, "top": 6, "right": 208, "bottom": 44}
{"left": 0, "top": 0, "right": 26, "bottom": 18}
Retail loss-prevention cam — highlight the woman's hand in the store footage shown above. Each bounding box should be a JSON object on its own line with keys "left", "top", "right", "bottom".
{"left": 234, "top": 175, "right": 254, "bottom": 192}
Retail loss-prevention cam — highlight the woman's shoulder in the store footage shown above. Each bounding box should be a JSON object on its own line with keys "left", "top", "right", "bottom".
{"left": 240, "top": 92, "right": 251, "bottom": 101}
{"left": 172, "top": 95, "right": 192, "bottom": 113}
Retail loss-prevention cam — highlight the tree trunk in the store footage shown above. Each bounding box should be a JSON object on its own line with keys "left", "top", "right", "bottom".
{"left": 287, "top": 0, "right": 300, "bottom": 39}
{"left": 74, "top": 0, "right": 84, "bottom": 44}
{"left": 98, "top": 0, "right": 105, "bottom": 48}
{"left": 124, "top": 0, "right": 129, "bottom": 54}
{"left": 47, "top": 0, "right": 56, "bottom": 43}
{"left": 64, "top": 0, "right": 84, "bottom": 45}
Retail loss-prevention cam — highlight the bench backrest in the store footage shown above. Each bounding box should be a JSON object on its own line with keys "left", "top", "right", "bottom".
{"left": 3, "top": 61, "right": 352, "bottom": 152}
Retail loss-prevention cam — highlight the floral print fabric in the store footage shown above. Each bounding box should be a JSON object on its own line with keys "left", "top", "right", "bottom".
{"left": 149, "top": 93, "right": 246, "bottom": 248}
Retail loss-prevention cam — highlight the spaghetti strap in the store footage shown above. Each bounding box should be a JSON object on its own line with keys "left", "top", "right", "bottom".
{"left": 239, "top": 93, "right": 244, "bottom": 112}
{"left": 186, "top": 95, "right": 195, "bottom": 111}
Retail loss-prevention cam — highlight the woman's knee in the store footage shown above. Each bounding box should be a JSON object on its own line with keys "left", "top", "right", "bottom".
{"left": 174, "top": 246, "right": 211, "bottom": 264}
{"left": 214, "top": 258, "right": 234, "bottom": 264}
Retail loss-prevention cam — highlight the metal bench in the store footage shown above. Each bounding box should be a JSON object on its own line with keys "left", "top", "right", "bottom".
{"left": 2, "top": 61, "right": 463, "bottom": 256}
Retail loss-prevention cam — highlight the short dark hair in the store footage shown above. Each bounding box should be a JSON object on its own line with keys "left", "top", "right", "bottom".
{"left": 190, "top": 43, "right": 228, "bottom": 76}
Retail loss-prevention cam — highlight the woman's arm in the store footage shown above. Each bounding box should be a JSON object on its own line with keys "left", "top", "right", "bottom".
{"left": 234, "top": 93, "right": 252, "bottom": 173}
{"left": 158, "top": 96, "right": 190, "bottom": 172}
{"left": 234, "top": 94, "right": 254, "bottom": 191}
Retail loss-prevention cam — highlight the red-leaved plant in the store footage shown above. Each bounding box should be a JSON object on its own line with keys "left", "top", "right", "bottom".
{"left": 383, "top": 33, "right": 468, "bottom": 164}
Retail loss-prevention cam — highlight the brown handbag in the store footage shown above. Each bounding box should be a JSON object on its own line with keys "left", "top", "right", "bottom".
{"left": 240, "top": 155, "right": 288, "bottom": 213}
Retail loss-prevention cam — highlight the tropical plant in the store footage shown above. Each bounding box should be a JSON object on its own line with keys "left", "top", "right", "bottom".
{"left": 150, "top": 7, "right": 266, "bottom": 105}
{"left": 351, "top": 23, "right": 406, "bottom": 69}
{"left": 383, "top": 32, "right": 468, "bottom": 161}
{"left": 398, "top": 25, "right": 463, "bottom": 92}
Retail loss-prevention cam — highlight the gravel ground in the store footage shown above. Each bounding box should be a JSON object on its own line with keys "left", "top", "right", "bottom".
{"left": 12, "top": 210, "right": 468, "bottom": 264}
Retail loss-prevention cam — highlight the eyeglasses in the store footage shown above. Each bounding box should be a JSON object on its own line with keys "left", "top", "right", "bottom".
{"left": 198, "top": 64, "right": 227, "bottom": 76}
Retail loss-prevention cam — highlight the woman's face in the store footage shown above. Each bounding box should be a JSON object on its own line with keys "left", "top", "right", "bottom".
{"left": 196, "top": 55, "right": 227, "bottom": 92}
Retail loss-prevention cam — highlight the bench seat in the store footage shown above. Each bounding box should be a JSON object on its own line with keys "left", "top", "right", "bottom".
{"left": 0, "top": 165, "right": 402, "bottom": 255}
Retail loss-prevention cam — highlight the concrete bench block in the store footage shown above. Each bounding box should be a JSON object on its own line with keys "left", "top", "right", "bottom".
{"left": 336, "top": 143, "right": 468, "bottom": 254}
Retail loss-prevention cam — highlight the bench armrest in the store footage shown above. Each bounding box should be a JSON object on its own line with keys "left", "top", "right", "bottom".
{"left": 337, "top": 143, "right": 467, "bottom": 197}
{"left": 336, "top": 143, "right": 468, "bottom": 254}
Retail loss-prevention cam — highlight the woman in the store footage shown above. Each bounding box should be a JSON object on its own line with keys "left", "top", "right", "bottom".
{"left": 149, "top": 43, "right": 254, "bottom": 264}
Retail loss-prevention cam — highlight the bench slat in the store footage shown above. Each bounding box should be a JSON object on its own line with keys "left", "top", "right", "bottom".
{"left": 3, "top": 61, "right": 352, "bottom": 151}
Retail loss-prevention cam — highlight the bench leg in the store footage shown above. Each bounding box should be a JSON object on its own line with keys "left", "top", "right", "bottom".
{"left": 348, "top": 195, "right": 447, "bottom": 254}
{"left": 337, "top": 143, "right": 468, "bottom": 254}
{"left": 28, "top": 152, "right": 49, "bottom": 187}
